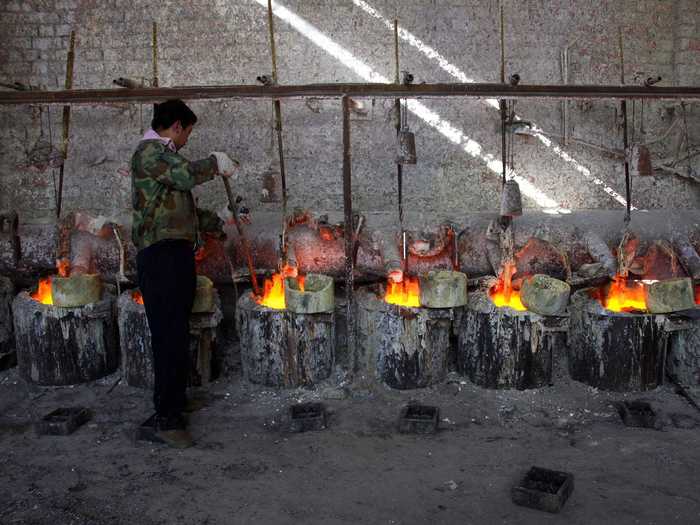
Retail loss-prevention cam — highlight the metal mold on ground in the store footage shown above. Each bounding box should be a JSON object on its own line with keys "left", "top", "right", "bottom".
{"left": 35, "top": 407, "right": 92, "bottom": 436}
{"left": 615, "top": 400, "right": 660, "bottom": 429}
{"left": 567, "top": 289, "right": 697, "bottom": 392}
{"left": 236, "top": 290, "right": 335, "bottom": 388}
{"left": 289, "top": 402, "right": 327, "bottom": 433}
{"left": 397, "top": 404, "right": 440, "bottom": 434}
{"left": 118, "top": 288, "right": 223, "bottom": 389}
{"left": 511, "top": 466, "right": 574, "bottom": 514}
{"left": 13, "top": 289, "right": 118, "bottom": 385}
{"left": 356, "top": 285, "right": 460, "bottom": 390}
{"left": 455, "top": 290, "right": 567, "bottom": 389}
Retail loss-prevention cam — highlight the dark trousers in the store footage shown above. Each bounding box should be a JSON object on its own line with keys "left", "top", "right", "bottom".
{"left": 136, "top": 239, "right": 196, "bottom": 421}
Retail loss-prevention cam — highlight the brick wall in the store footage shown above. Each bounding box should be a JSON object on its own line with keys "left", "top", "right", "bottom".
{"left": 1, "top": 0, "right": 698, "bottom": 224}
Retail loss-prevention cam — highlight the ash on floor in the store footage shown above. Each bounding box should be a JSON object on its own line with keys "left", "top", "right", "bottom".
{"left": 1, "top": 364, "right": 699, "bottom": 525}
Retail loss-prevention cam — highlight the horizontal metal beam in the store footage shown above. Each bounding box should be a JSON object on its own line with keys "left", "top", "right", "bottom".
{"left": 1, "top": 83, "right": 699, "bottom": 105}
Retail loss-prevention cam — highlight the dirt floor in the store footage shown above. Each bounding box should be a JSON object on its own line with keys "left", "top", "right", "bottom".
{"left": 1, "top": 355, "right": 700, "bottom": 525}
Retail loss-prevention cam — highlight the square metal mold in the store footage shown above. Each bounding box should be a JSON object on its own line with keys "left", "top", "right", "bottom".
{"left": 398, "top": 404, "right": 440, "bottom": 434}
{"left": 615, "top": 400, "right": 659, "bottom": 429}
{"left": 289, "top": 402, "right": 327, "bottom": 433}
{"left": 511, "top": 466, "right": 574, "bottom": 514}
{"left": 35, "top": 407, "right": 92, "bottom": 436}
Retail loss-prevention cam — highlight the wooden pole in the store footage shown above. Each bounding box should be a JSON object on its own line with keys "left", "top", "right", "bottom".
{"left": 56, "top": 30, "right": 75, "bottom": 218}
{"left": 151, "top": 22, "right": 158, "bottom": 88}
{"left": 342, "top": 96, "right": 356, "bottom": 371}
{"left": 2, "top": 83, "right": 698, "bottom": 105}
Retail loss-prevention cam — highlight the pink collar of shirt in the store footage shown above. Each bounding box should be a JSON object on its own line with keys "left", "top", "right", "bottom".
{"left": 140, "top": 129, "right": 177, "bottom": 152}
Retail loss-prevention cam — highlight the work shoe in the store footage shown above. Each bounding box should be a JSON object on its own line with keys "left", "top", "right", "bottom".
{"left": 183, "top": 396, "right": 208, "bottom": 413}
{"left": 155, "top": 415, "right": 193, "bottom": 449}
{"left": 154, "top": 428, "right": 194, "bottom": 449}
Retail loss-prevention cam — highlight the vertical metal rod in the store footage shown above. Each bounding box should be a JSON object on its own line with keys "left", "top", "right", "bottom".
{"left": 267, "top": 0, "right": 288, "bottom": 262}
{"left": 499, "top": 1, "right": 507, "bottom": 185}
{"left": 56, "top": 30, "right": 75, "bottom": 218}
{"left": 393, "top": 19, "right": 404, "bottom": 227}
{"left": 151, "top": 22, "right": 158, "bottom": 88}
{"left": 619, "top": 28, "right": 631, "bottom": 223}
{"left": 342, "top": 96, "right": 356, "bottom": 371}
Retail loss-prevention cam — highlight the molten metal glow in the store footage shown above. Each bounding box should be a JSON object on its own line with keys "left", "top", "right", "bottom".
{"left": 132, "top": 290, "right": 144, "bottom": 305}
{"left": 256, "top": 266, "right": 305, "bottom": 310}
{"left": 31, "top": 277, "right": 53, "bottom": 305}
{"left": 489, "top": 261, "right": 526, "bottom": 311}
{"left": 594, "top": 275, "right": 647, "bottom": 312}
{"left": 385, "top": 276, "right": 420, "bottom": 307}
{"left": 695, "top": 285, "right": 700, "bottom": 305}
{"left": 56, "top": 258, "right": 70, "bottom": 277}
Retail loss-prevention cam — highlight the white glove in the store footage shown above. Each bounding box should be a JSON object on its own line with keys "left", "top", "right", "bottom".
{"left": 210, "top": 152, "right": 239, "bottom": 178}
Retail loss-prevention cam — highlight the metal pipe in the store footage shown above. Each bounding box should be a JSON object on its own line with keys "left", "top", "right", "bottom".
{"left": 342, "top": 96, "right": 356, "bottom": 372}
{"left": 2, "top": 83, "right": 698, "bottom": 105}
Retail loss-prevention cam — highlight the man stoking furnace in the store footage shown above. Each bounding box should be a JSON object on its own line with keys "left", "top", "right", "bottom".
{"left": 131, "top": 99, "right": 237, "bottom": 448}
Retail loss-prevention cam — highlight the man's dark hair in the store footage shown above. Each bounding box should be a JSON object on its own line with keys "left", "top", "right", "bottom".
{"left": 151, "top": 99, "right": 197, "bottom": 131}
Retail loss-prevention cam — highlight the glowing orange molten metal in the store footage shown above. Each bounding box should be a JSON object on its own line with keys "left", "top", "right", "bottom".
{"left": 31, "top": 276, "right": 53, "bottom": 305}
{"left": 255, "top": 265, "right": 305, "bottom": 310}
{"left": 132, "top": 290, "right": 144, "bottom": 305}
{"left": 489, "top": 261, "right": 526, "bottom": 311}
{"left": 385, "top": 276, "right": 420, "bottom": 307}
{"left": 56, "top": 258, "right": 70, "bottom": 277}
{"left": 590, "top": 275, "right": 650, "bottom": 312}
{"left": 695, "top": 285, "right": 700, "bottom": 305}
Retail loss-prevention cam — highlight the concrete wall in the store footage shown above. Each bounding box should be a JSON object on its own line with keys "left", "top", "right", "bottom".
{"left": 1, "top": 0, "right": 699, "bottom": 228}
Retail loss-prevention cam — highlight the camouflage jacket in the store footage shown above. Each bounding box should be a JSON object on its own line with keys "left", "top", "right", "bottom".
{"left": 131, "top": 140, "right": 223, "bottom": 251}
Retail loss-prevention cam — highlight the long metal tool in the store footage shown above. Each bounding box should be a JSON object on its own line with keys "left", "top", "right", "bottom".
{"left": 56, "top": 30, "right": 75, "bottom": 218}
{"left": 619, "top": 28, "right": 632, "bottom": 223}
{"left": 342, "top": 96, "right": 356, "bottom": 371}
{"left": 266, "top": 0, "right": 289, "bottom": 262}
{"left": 221, "top": 176, "right": 261, "bottom": 297}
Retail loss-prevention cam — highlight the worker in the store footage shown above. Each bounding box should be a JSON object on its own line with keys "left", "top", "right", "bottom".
{"left": 131, "top": 99, "right": 237, "bottom": 448}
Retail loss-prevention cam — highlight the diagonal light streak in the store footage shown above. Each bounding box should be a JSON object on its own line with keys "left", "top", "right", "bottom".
{"left": 352, "top": 0, "right": 634, "bottom": 210}
{"left": 256, "top": 0, "right": 566, "bottom": 213}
